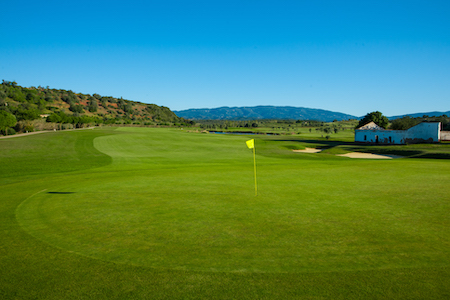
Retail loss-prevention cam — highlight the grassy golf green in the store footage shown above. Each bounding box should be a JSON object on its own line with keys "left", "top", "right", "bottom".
{"left": 1, "top": 127, "right": 450, "bottom": 299}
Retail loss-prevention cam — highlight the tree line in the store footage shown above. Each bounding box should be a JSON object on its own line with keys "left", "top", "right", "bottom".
{"left": 358, "top": 111, "right": 450, "bottom": 131}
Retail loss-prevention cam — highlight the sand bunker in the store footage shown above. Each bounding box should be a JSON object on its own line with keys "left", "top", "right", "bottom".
{"left": 336, "top": 152, "right": 401, "bottom": 159}
{"left": 292, "top": 148, "right": 401, "bottom": 159}
{"left": 292, "top": 148, "right": 322, "bottom": 153}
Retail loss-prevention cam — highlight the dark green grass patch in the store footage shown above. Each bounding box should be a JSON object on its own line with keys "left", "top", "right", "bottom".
{"left": 2, "top": 128, "right": 450, "bottom": 299}
{"left": 0, "top": 129, "right": 117, "bottom": 180}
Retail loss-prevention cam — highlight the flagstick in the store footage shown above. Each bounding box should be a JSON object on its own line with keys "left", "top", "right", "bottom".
{"left": 245, "top": 139, "right": 258, "bottom": 196}
{"left": 253, "top": 146, "right": 257, "bottom": 196}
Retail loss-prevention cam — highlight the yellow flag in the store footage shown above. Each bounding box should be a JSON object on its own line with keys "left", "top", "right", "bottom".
{"left": 246, "top": 139, "right": 254, "bottom": 149}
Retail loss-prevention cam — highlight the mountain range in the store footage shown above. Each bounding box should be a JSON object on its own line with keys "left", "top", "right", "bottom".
{"left": 175, "top": 106, "right": 450, "bottom": 122}
{"left": 388, "top": 111, "right": 450, "bottom": 120}
{"left": 174, "top": 106, "right": 357, "bottom": 122}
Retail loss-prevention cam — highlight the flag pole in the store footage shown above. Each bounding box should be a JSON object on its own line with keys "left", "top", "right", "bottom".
{"left": 253, "top": 145, "right": 257, "bottom": 196}
{"left": 246, "top": 139, "right": 258, "bottom": 196}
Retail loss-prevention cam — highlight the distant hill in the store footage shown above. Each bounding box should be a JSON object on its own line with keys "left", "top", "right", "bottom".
{"left": 0, "top": 80, "right": 192, "bottom": 134}
{"left": 174, "top": 106, "right": 358, "bottom": 122}
{"left": 388, "top": 111, "right": 450, "bottom": 120}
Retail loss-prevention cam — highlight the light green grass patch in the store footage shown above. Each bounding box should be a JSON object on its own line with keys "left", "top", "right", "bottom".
{"left": 3, "top": 127, "right": 450, "bottom": 299}
{"left": 15, "top": 128, "right": 450, "bottom": 273}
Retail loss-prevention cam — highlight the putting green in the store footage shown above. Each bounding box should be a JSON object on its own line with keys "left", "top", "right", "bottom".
{"left": 15, "top": 128, "right": 450, "bottom": 273}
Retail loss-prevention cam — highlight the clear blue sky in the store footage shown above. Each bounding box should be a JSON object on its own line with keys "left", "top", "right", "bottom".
{"left": 2, "top": 0, "right": 449, "bottom": 117}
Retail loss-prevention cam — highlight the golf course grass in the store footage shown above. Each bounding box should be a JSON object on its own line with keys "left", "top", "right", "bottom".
{"left": 1, "top": 127, "right": 450, "bottom": 299}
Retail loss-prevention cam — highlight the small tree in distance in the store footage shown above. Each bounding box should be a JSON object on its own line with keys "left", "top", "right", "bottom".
{"left": 357, "top": 111, "right": 389, "bottom": 129}
{"left": 0, "top": 110, "right": 17, "bottom": 135}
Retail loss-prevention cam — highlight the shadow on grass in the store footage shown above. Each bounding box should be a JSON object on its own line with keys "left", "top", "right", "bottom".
{"left": 412, "top": 153, "right": 450, "bottom": 159}
{"left": 271, "top": 138, "right": 450, "bottom": 159}
{"left": 277, "top": 139, "right": 355, "bottom": 148}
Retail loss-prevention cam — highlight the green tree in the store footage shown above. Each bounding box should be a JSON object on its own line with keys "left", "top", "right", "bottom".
{"left": 44, "top": 94, "right": 54, "bottom": 102}
{"left": 100, "top": 97, "right": 108, "bottom": 107}
{"left": 16, "top": 107, "right": 41, "bottom": 121}
{"left": 357, "top": 111, "right": 389, "bottom": 129}
{"left": 26, "top": 91, "right": 39, "bottom": 103}
{"left": 390, "top": 116, "right": 420, "bottom": 130}
{"left": 123, "top": 103, "right": 133, "bottom": 114}
{"left": 0, "top": 89, "right": 7, "bottom": 101}
{"left": 69, "top": 104, "right": 84, "bottom": 114}
{"left": 0, "top": 110, "right": 17, "bottom": 135}
{"left": 88, "top": 98, "right": 98, "bottom": 112}
{"left": 46, "top": 113, "right": 62, "bottom": 123}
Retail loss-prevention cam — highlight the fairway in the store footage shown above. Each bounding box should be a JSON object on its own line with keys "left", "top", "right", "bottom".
{"left": 2, "top": 127, "right": 450, "bottom": 299}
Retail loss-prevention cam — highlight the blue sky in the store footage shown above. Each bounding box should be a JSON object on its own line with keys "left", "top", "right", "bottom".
{"left": 2, "top": 0, "right": 449, "bottom": 117}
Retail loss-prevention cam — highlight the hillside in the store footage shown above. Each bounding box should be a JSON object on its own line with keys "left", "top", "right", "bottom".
{"left": 174, "top": 106, "right": 358, "bottom": 122}
{"left": 0, "top": 80, "right": 193, "bottom": 134}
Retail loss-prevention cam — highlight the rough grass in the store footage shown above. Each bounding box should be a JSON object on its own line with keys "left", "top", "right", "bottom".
{"left": 1, "top": 127, "right": 450, "bottom": 299}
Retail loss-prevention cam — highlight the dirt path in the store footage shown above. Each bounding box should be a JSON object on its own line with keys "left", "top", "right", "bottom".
{"left": 0, "top": 127, "right": 95, "bottom": 139}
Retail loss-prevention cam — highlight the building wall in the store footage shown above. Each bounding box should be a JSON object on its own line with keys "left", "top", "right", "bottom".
{"left": 404, "top": 122, "right": 440, "bottom": 143}
{"left": 355, "top": 122, "right": 441, "bottom": 144}
{"left": 441, "top": 131, "right": 450, "bottom": 141}
{"left": 355, "top": 129, "right": 404, "bottom": 144}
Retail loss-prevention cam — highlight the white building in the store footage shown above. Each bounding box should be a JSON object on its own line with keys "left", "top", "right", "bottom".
{"left": 355, "top": 121, "right": 441, "bottom": 144}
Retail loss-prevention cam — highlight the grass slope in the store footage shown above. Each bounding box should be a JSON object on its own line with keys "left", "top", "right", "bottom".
{"left": 1, "top": 128, "right": 450, "bottom": 299}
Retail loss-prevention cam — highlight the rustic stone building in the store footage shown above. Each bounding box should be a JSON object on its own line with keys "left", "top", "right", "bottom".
{"left": 355, "top": 122, "right": 441, "bottom": 144}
